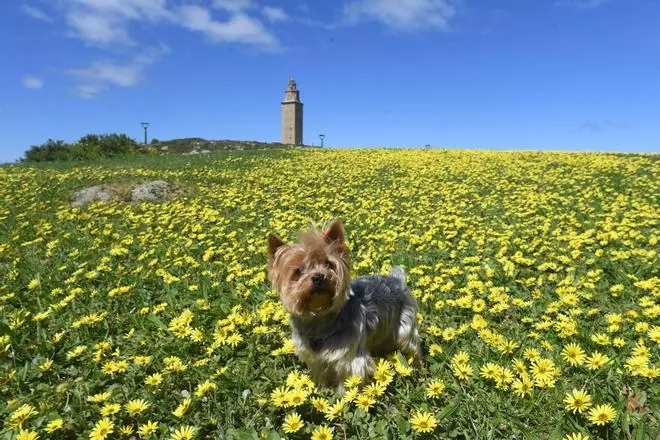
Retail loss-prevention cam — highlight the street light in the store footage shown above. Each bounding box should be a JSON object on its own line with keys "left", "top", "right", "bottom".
{"left": 319, "top": 134, "right": 325, "bottom": 148}
{"left": 141, "top": 121, "right": 150, "bottom": 145}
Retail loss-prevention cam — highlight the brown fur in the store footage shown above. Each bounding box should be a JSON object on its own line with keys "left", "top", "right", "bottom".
{"left": 268, "top": 220, "right": 351, "bottom": 318}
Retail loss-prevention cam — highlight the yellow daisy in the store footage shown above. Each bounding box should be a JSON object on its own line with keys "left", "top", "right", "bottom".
{"left": 311, "top": 424, "right": 334, "bottom": 440}
{"left": 282, "top": 412, "right": 304, "bottom": 433}
{"left": 563, "top": 389, "right": 592, "bottom": 414}
{"left": 588, "top": 404, "right": 616, "bottom": 426}
{"left": 426, "top": 379, "right": 446, "bottom": 398}
{"left": 410, "top": 410, "right": 438, "bottom": 433}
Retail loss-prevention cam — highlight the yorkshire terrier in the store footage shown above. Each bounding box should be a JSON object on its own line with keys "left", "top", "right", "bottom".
{"left": 267, "top": 219, "right": 422, "bottom": 389}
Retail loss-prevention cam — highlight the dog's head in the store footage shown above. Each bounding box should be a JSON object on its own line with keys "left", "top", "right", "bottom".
{"left": 267, "top": 219, "right": 351, "bottom": 318}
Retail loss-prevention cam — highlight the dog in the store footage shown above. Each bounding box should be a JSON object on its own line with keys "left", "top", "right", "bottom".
{"left": 267, "top": 219, "right": 422, "bottom": 389}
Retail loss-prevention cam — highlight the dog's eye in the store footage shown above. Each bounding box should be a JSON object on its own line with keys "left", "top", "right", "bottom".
{"left": 293, "top": 268, "right": 302, "bottom": 279}
{"left": 324, "top": 261, "right": 334, "bottom": 270}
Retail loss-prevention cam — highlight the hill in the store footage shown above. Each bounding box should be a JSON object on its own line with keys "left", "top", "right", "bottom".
{"left": 151, "top": 138, "right": 314, "bottom": 154}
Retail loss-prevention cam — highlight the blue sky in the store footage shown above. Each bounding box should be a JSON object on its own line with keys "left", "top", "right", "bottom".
{"left": 1, "top": 0, "right": 659, "bottom": 162}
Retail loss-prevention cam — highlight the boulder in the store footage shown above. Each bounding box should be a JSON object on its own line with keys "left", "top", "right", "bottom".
{"left": 130, "top": 180, "right": 169, "bottom": 202}
{"left": 71, "top": 186, "right": 110, "bottom": 207}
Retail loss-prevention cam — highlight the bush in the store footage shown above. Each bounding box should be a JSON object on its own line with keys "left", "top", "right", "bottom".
{"left": 23, "top": 139, "right": 71, "bottom": 162}
{"left": 79, "top": 133, "right": 138, "bottom": 157}
{"left": 22, "top": 133, "right": 146, "bottom": 162}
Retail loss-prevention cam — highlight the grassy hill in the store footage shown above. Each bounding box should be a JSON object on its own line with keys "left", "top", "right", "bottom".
{"left": 0, "top": 149, "right": 658, "bottom": 439}
{"left": 151, "top": 138, "right": 314, "bottom": 154}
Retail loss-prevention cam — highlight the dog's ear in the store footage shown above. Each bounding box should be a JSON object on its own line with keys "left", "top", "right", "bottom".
{"left": 268, "top": 234, "right": 287, "bottom": 263}
{"left": 324, "top": 219, "right": 345, "bottom": 244}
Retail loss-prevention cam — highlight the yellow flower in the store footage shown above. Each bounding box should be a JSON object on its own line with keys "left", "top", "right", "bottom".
{"left": 125, "top": 399, "right": 150, "bottom": 415}
{"left": 512, "top": 374, "right": 534, "bottom": 397}
{"left": 311, "top": 397, "right": 329, "bottom": 413}
{"left": 17, "top": 430, "right": 39, "bottom": 440}
{"left": 428, "top": 343, "right": 443, "bottom": 356}
{"left": 138, "top": 420, "right": 159, "bottom": 436}
{"left": 343, "top": 387, "right": 359, "bottom": 402}
{"left": 564, "top": 389, "right": 592, "bottom": 414}
{"left": 344, "top": 375, "right": 362, "bottom": 389}
{"left": 225, "top": 333, "right": 243, "bottom": 347}
{"left": 194, "top": 380, "right": 217, "bottom": 397}
{"left": 561, "top": 343, "right": 586, "bottom": 366}
{"left": 410, "top": 410, "right": 438, "bottom": 433}
{"left": 9, "top": 404, "right": 38, "bottom": 428}
{"left": 426, "top": 379, "right": 446, "bottom": 398}
{"left": 586, "top": 352, "right": 610, "bottom": 370}
{"left": 523, "top": 348, "right": 540, "bottom": 361}
{"left": 89, "top": 418, "right": 114, "bottom": 440}
{"left": 285, "top": 371, "right": 303, "bottom": 387}
{"left": 282, "top": 412, "right": 304, "bottom": 433}
{"left": 649, "top": 326, "right": 660, "bottom": 343}
{"left": 271, "top": 386, "right": 290, "bottom": 408}
{"left": 145, "top": 373, "right": 163, "bottom": 387}
{"left": 480, "top": 362, "right": 499, "bottom": 379}
{"left": 442, "top": 328, "right": 456, "bottom": 341}
{"left": 530, "top": 358, "right": 557, "bottom": 383}
{"left": 169, "top": 425, "right": 196, "bottom": 440}
{"left": 355, "top": 394, "right": 376, "bottom": 411}
{"left": 311, "top": 424, "right": 334, "bottom": 440}
{"left": 39, "top": 359, "right": 53, "bottom": 372}
{"left": 588, "top": 404, "right": 616, "bottom": 426}
{"left": 452, "top": 351, "right": 470, "bottom": 365}
{"left": 451, "top": 362, "right": 473, "bottom": 380}
{"left": 100, "top": 403, "right": 121, "bottom": 416}
{"left": 45, "top": 419, "right": 64, "bottom": 432}
{"left": 364, "top": 382, "right": 386, "bottom": 398}
{"left": 324, "top": 399, "right": 346, "bottom": 421}
{"left": 120, "top": 425, "right": 134, "bottom": 436}
{"left": 564, "top": 433, "right": 589, "bottom": 440}
{"left": 512, "top": 359, "right": 526, "bottom": 375}
{"left": 285, "top": 388, "right": 308, "bottom": 407}
{"left": 173, "top": 398, "right": 192, "bottom": 417}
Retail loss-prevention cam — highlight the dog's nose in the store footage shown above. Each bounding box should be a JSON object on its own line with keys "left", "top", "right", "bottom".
{"left": 312, "top": 273, "right": 326, "bottom": 286}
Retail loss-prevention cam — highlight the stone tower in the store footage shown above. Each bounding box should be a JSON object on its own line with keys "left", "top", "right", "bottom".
{"left": 281, "top": 77, "right": 303, "bottom": 145}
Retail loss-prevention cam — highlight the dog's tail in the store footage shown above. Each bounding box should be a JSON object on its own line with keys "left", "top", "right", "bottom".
{"left": 390, "top": 265, "right": 407, "bottom": 285}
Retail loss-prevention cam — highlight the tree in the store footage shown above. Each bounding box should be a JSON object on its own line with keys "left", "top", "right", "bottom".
{"left": 23, "top": 139, "right": 70, "bottom": 162}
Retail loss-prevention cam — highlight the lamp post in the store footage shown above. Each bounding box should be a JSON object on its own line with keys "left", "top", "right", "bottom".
{"left": 319, "top": 134, "right": 325, "bottom": 148}
{"left": 141, "top": 122, "right": 150, "bottom": 145}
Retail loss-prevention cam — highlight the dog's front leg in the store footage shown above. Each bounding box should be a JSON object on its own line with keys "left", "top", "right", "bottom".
{"left": 342, "top": 338, "right": 375, "bottom": 386}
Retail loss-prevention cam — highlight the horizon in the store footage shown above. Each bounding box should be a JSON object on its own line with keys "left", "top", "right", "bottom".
{"left": 2, "top": 0, "right": 660, "bottom": 163}
{"left": 4, "top": 140, "right": 657, "bottom": 166}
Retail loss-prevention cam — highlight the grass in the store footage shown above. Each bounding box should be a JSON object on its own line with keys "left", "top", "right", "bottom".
{"left": 0, "top": 148, "right": 658, "bottom": 440}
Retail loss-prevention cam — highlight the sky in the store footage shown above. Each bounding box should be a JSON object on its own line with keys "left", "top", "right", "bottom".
{"left": 1, "top": 0, "right": 659, "bottom": 163}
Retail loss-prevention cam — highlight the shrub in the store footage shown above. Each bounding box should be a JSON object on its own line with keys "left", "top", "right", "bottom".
{"left": 22, "top": 133, "right": 145, "bottom": 162}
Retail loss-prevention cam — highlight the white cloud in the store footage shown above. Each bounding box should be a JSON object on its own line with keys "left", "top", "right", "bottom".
{"left": 72, "top": 83, "right": 110, "bottom": 99}
{"left": 213, "top": 0, "right": 254, "bottom": 13}
{"left": 344, "top": 0, "right": 457, "bottom": 31}
{"left": 70, "top": 0, "right": 172, "bottom": 18}
{"left": 68, "top": 45, "right": 167, "bottom": 98}
{"left": 554, "top": 0, "right": 610, "bottom": 10}
{"left": 579, "top": 120, "right": 627, "bottom": 133}
{"left": 45, "top": 1, "right": 279, "bottom": 49}
{"left": 22, "top": 76, "right": 44, "bottom": 89}
{"left": 22, "top": 4, "right": 53, "bottom": 22}
{"left": 262, "top": 6, "right": 288, "bottom": 22}
{"left": 62, "top": 0, "right": 173, "bottom": 46}
{"left": 178, "top": 5, "right": 278, "bottom": 47}
{"left": 29, "top": 2, "right": 283, "bottom": 98}
{"left": 66, "top": 10, "right": 134, "bottom": 45}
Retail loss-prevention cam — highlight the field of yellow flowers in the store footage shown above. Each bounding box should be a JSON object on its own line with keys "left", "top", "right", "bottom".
{"left": 0, "top": 149, "right": 658, "bottom": 440}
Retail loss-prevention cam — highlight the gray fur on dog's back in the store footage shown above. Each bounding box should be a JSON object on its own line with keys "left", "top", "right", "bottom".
{"left": 290, "top": 266, "right": 421, "bottom": 387}
{"left": 351, "top": 267, "right": 418, "bottom": 356}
